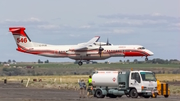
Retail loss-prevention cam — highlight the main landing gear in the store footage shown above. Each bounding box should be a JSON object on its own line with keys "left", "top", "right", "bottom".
{"left": 78, "top": 61, "right": 83, "bottom": 66}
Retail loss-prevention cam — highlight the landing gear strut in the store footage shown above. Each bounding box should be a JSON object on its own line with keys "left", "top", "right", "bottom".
{"left": 78, "top": 61, "right": 83, "bottom": 66}
{"left": 145, "top": 57, "right": 148, "bottom": 61}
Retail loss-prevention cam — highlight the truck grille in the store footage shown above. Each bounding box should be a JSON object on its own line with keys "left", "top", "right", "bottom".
{"left": 147, "top": 87, "right": 154, "bottom": 90}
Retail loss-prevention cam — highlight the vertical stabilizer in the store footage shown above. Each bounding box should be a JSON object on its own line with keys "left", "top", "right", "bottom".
{"left": 9, "top": 27, "right": 34, "bottom": 48}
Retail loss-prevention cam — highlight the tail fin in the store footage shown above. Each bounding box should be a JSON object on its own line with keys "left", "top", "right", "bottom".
{"left": 9, "top": 27, "right": 34, "bottom": 49}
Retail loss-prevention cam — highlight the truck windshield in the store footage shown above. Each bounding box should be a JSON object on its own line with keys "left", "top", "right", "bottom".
{"left": 140, "top": 72, "right": 156, "bottom": 81}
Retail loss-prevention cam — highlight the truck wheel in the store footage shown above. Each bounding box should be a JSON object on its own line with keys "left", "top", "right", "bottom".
{"left": 164, "top": 95, "right": 169, "bottom": 98}
{"left": 95, "top": 89, "right": 105, "bottom": 98}
{"left": 109, "top": 94, "right": 117, "bottom": 98}
{"left": 129, "top": 89, "right": 138, "bottom": 98}
{"left": 144, "top": 96, "right": 150, "bottom": 98}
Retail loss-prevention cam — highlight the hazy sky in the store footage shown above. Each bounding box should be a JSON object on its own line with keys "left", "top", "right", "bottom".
{"left": 0, "top": 0, "right": 179, "bottom": 62}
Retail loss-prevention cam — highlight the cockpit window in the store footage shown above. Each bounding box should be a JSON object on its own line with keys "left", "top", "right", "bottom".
{"left": 138, "top": 47, "right": 145, "bottom": 49}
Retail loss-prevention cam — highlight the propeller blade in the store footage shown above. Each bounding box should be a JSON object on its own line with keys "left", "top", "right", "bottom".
{"left": 98, "top": 42, "right": 104, "bottom": 57}
{"left": 106, "top": 38, "right": 109, "bottom": 45}
{"left": 106, "top": 38, "right": 110, "bottom": 45}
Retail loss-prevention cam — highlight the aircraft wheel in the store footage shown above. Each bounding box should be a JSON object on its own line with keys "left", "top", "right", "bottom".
{"left": 78, "top": 61, "right": 83, "bottom": 66}
{"left": 145, "top": 57, "right": 148, "bottom": 61}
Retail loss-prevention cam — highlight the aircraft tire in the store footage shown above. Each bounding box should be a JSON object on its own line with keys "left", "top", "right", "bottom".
{"left": 145, "top": 57, "right": 148, "bottom": 61}
{"left": 78, "top": 61, "right": 83, "bottom": 66}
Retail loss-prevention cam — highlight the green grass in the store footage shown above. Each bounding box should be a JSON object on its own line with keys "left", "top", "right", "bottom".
{"left": 6, "top": 63, "right": 180, "bottom": 69}
{"left": 170, "top": 85, "right": 180, "bottom": 95}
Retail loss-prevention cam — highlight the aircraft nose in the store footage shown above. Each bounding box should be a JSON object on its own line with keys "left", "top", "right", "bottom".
{"left": 146, "top": 50, "right": 154, "bottom": 56}
{"left": 149, "top": 51, "right": 154, "bottom": 56}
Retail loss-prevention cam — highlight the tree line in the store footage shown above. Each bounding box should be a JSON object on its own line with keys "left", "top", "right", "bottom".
{"left": 119, "top": 58, "right": 179, "bottom": 64}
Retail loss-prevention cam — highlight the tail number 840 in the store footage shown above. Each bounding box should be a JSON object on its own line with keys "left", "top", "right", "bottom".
{"left": 17, "top": 38, "right": 27, "bottom": 43}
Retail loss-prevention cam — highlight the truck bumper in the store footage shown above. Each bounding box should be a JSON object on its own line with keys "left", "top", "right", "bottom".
{"left": 141, "top": 90, "right": 158, "bottom": 96}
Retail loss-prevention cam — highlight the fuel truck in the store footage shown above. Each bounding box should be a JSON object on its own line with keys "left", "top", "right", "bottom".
{"left": 90, "top": 70, "right": 158, "bottom": 98}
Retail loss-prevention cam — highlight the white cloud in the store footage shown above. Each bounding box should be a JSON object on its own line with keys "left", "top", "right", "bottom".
{"left": 4, "top": 19, "right": 17, "bottom": 22}
{"left": 167, "top": 27, "right": 180, "bottom": 31}
{"left": 37, "top": 25, "right": 60, "bottom": 29}
{"left": 25, "top": 17, "right": 41, "bottom": 22}
{"left": 69, "top": 34, "right": 80, "bottom": 37}
{"left": 79, "top": 25, "right": 91, "bottom": 29}
{"left": 105, "top": 20, "right": 142, "bottom": 26}
{"left": 98, "top": 13, "right": 176, "bottom": 20}
{"left": 104, "top": 19, "right": 168, "bottom": 27}
{"left": 167, "top": 23, "right": 180, "bottom": 31}
{"left": 113, "top": 29, "right": 133, "bottom": 34}
{"left": 2, "top": 17, "right": 41, "bottom": 23}
{"left": 0, "top": 17, "right": 47, "bottom": 27}
{"left": 173, "top": 23, "right": 180, "bottom": 27}
{"left": 95, "top": 29, "right": 133, "bottom": 35}
{"left": 151, "top": 13, "right": 163, "bottom": 17}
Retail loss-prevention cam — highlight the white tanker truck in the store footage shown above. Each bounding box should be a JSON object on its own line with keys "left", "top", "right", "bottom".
{"left": 91, "top": 70, "right": 158, "bottom": 98}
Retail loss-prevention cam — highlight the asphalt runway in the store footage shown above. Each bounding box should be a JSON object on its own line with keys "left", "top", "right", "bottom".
{"left": 0, "top": 83, "right": 179, "bottom": 101}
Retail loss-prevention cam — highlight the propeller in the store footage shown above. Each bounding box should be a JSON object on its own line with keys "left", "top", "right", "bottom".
{"left": 98, "top": 43, "right": 104, "bottom": 57}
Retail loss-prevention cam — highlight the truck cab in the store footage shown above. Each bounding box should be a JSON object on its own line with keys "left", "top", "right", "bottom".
{"left": 129, "top": 70, "right": 157, "bottom": 98}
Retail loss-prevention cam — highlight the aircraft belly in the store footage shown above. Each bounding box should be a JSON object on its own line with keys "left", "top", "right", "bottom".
{"left": 39, "top": 53, "right": 68, "bottom": 57}
{"left": 68, "top": 54, "right": 110, "bottom": 60}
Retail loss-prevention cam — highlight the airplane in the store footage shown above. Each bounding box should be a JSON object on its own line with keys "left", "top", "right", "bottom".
{"left": 9, "top": 27, "right": 154, "bottom": 66}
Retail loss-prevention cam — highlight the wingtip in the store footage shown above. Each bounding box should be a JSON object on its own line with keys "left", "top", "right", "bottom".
{"left": 95, "top": 36, "right": 100, "bottom": 37}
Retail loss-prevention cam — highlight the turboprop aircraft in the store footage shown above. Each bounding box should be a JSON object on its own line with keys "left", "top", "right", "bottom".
{"left": 9, "top": 27, "right": 154, "bottom": 66}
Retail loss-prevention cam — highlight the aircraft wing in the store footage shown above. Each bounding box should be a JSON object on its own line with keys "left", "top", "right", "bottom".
{"left": 86, "top": 36, "right": 100, "bottom": 44}
{"left": 72, "top": 36, "right": 100, "bottom": 51}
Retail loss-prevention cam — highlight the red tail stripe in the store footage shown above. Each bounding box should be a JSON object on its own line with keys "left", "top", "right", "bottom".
{"left": 9, "top": 27, "right": 26, "bottom": 37}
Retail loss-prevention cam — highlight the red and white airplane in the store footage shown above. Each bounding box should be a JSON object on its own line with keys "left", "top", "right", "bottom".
{"left": 9, "top": 27, "right": 153, "bottom": 66}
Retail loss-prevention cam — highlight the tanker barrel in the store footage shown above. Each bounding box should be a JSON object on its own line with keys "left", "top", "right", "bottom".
{"left": 92, "top": 72, "right": 119, "bottom": 87}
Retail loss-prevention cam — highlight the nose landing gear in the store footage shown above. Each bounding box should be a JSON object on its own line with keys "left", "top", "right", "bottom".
{"left": 145, "top": 56, "right": 148, "bottom": 61}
